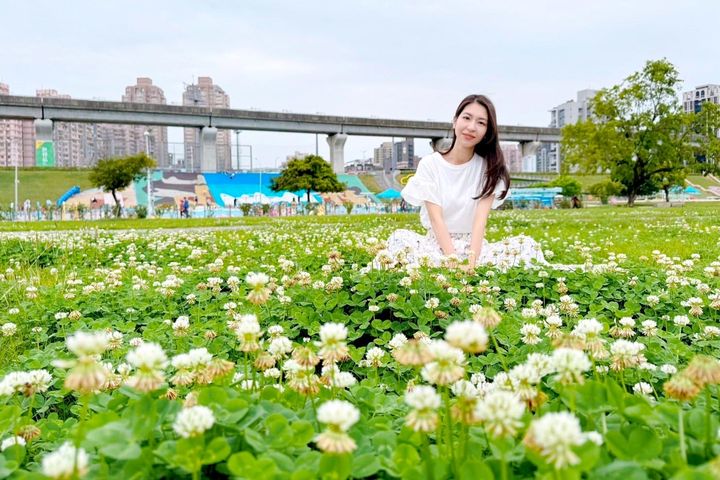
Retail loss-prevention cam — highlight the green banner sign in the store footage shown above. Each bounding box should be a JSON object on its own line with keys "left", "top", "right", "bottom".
{"left": 35, "top": 141, "right": 55, "bottom": 167}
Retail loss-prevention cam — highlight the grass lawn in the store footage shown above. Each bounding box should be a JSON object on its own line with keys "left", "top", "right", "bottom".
{"left": 0, "top": 168, "right": 93, "bottom": 206}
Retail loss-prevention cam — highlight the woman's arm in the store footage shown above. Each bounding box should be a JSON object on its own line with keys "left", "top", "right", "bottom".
{"left": 467, "top": 195, "right": 495, "bottom": 268}
{"left": 426, "top": 202, "right": 456, "bottom": 255}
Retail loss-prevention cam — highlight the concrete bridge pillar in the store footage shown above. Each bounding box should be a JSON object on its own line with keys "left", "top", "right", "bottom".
{"left": 519, "top": 140, "right": 540, "bottom": 159}
{"left": 34, "top": 119, "right": 54, "bottom": 167}
{"left": 326, "top": 133, "right": 347, "bottom": 174}
{"left": 430, "top": 137, "right": 452, "bottom": 152}
{"left": 200, "top": 127, "right": 218, "bottom": 172}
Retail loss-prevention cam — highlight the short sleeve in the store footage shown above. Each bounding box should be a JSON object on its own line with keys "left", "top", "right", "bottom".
{"left": 401, "top": 158, "right": 441, "bottom": 206}
{"left": 491, "top": 179, "right": 508, "bottom": 209}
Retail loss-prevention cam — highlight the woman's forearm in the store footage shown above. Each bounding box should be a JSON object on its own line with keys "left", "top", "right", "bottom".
{"left": 469, "top": 196, "right": 494, "bottom": 266}
{"left": 426, "top": 203, "right": 455, "bottom": 255}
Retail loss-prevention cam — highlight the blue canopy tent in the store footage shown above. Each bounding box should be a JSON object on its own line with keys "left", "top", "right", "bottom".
{"left": 376, "top": 188, "right": 402, "bottom": 201}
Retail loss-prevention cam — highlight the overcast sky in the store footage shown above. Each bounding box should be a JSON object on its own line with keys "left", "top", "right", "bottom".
{"left": 2, "top": 0, "right": 718, "bottom": 167}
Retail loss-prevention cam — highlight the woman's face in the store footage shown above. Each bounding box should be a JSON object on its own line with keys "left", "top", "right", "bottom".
{"left": 453, "top": 102, "right": 488, "bottom": 149}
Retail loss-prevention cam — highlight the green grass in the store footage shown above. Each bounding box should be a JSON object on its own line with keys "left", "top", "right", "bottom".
{"left": 510, "top": 173, "right": 610, "bottom": 190}
{"left": 358, "top": 173, "right": 383, "bottom": 193}
{"left": 686, "top": 175, "right": 720, "bottom": 189}
{"left": 0, "top": 168, "right": 93, "bottom": 205}
{"left": 3, "top": 202, "right": 719, "bottom": 260}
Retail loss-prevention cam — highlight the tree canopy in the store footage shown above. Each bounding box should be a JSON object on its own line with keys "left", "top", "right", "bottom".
{"left": 270, "top": 155, "right": 345, "bottom": 202}
{"left": 89, "top": 153, "right": 156, "bottom": 217}
{"left": 561, "top": 59, "right": 704, "bottom": 206}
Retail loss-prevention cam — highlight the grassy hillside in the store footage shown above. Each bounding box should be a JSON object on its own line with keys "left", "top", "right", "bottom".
{"left": 686, "top": 175, "right": 720, "bottom": 189}
{"left": 510, "top": 173, "right": 610, "bottom": 190}
{"left": 0, "top": 168, "right": 94, "bottom": 206}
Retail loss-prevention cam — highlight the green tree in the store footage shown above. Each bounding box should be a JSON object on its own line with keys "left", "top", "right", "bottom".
{"left": 89, "top": 153, "right": 156, "bottom": 217}
{"left": 695, "top": 101, "right": 720, "bottom": 173}
{"left": 588, "top": 180, "right": 623, "bottom": 204}
{"left": 270, "top": 155, "right": 345, "bottom": 203}
{"left": 658, "top": 170, "right": 687, "bottom": 203}
{"left": 549, "top": 176, "right": 582, "bottom": 197}
{"left": 562, "top": 59, "right": 696, "bottom": 206}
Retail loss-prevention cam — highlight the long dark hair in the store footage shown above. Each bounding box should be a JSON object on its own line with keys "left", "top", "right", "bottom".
{"left": 441, "top": 94, "right": 510, "bottom": 201}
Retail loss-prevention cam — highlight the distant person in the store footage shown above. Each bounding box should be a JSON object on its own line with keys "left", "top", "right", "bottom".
{"left": 182, "top": 197, "right": 190, "bottom": 218}
{"left": 571, "top": 196, "right": 582, "bottom": 208}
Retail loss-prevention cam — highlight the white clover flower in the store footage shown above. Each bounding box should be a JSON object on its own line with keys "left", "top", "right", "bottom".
{"left": 267, "top": 325, "right": 285, "bottom": 337}
{"left": 451, "top": 379, "right": 478, "bottom": 398}
{"left": 322, "top": 365, "right": 357, "bottom": 388}
{"left": 0, "top": 435, "right": 25, "bottom": 451}
{"left": 268, "top": 337, "right": 293, "bottom": 357}
{"left": 470, "top": 372, "right": 487, "bottom": 386}
{"left": 573, "top": 318, "right": 603, "bottom": 337}
{"left": 41, "top": 442, "right": 89, "bottom": 479}
{"left": 619, "top": 317, "right": 635, "bottom": 328}
{"left": 186, "top": 348, "right": 212, "bottom": 367}
{"left": 524, "top": 412, "right": 586, "bottom": 469}
{"left": 673, "top": 315, "right": 690, "bottom": 327}
{"left": 424, "top": 297, "right": 440, "bottom": 309}
{"left": 646, "top": 295, "right": 660, "bottom": 306}
{"left": 551, "top": 348, "right": 591, "bottom": 385}
{"left": 245, "top": 272, "right": 269, "bottom": 288}
{"left": 405, "top": 385, "right": 442, "bottom": 410}
{"left": 319, "top": 323, "right": 348, "bottom": 343}
{"left": 263, "top": 368, "right": 281, "bottom": 379}
{"left": 704, "top": 326, "right": 720, "bottom": 338}
{"left": 173, "top": 405, "right": 215, "bottom": 438}
{"left": 388, "top": 333, "right": 408, "bottom": 350}
{"left": 520, "top": 323, "right": 542, "bottom": 345}
{"left": 445, "top": 320, "right": 488, "bottom": 353}
{"left": 474, "top": 390, "right": 525, "bottom": 437}
{"left": 127, "top": 342, "right": 168, "bottom": 370}
{"left": 610, "top": 340, "right": 646, "bottom": 371}
{"left": 66, "top": 331, "right": 110, "bottom": 357}
{"left": 584, "top": 431, "right": 604, "bottom": 446}
{"left": 633, "top": 382, "right": 653, "bottom": 396}
{"left": 640, "top": 320, "right": 658, "bottom": 336}
{"left": 1, "top": 323, "right": 17, "bottom": 337}
{"left": 172, "top": 316, "right": 190, "bottom": 331}
{"left": 660, "top": 364, "right": 678, "bottom": 375}
{"left": 365, "top": 347, "right": 385, "bottom": 367}
{"left": 317, "top": 400, "right": 360, "bottom": 432}
{"left": 421, "top": 340, "right": 466, "bottom": 386}
{"left": 525, "top": 353, "right": 554, "bottom": 377}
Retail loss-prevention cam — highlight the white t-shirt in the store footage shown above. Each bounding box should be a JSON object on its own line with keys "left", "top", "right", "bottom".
{"left": 401, "top": 151, "right": 506, "bottom": 234}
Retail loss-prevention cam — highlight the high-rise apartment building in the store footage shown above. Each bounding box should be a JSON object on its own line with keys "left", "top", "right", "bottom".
{"left": 549, "top": 89, "right": 598, "bottom": 128}
{"left": 683, "top": 84, "right": 720, "bottom": 113}
{"left": 117, "top": 77, "right": 169, "bottom": 167}
{"left": 374, "top": 138, "right": 415, "bottom": 172}
{"left": 544, "top": 89, "right": 599, "bottom": 172}
{"left": 501, "top": 143, "right": 522, "bottom": 173}
{"left": 183, "top": 77, "right": 231, "bottom": 171}
{"left": 0, "top": 83, "right": 35, "bottom": 167}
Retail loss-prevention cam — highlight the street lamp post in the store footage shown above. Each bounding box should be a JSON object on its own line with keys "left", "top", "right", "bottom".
{"left": 144, "top": 130, "right": 153, "bottom": 217}
{"left": 235, "top": 130, "right": 241, "bottom": 170}
{"left": 14, "top": 163, "right": 19, "bottom": 221}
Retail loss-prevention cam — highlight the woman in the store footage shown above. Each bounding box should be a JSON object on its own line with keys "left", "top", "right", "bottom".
{"left": 381, "top": 94, "right": 547, "bottom": 270}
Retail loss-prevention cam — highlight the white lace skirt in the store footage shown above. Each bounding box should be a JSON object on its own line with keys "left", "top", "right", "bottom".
{"left": 375, "top": 229, "right": 549, "bottom": 270}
